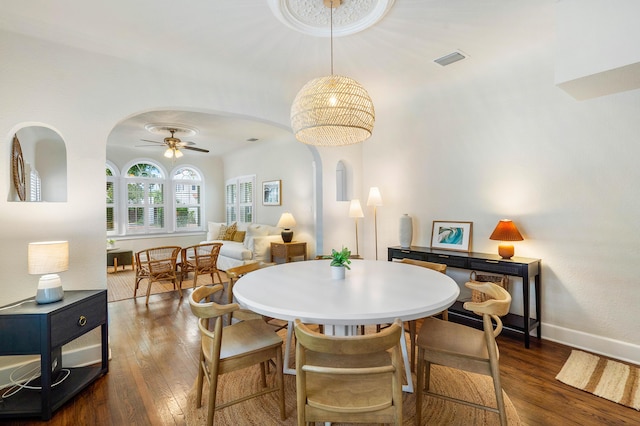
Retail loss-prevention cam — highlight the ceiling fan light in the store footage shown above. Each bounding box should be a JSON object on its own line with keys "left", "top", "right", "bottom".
{"left": 174, "top": 149, "right": 184, "bottom": 158}
{"left": 164, "top": 148, "right": 174, "bottom": 158}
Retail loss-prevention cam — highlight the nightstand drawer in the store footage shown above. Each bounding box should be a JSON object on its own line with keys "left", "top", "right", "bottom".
{"left": 51, "top": 293, "right": 107, "bottom": 347}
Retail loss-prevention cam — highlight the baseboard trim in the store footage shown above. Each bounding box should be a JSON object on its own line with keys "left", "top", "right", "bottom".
{"left": 0, "top": 343, "right": 110, "bottom": 390}
{"left": 541, "top": 322, "right": 639, "bottom": 364}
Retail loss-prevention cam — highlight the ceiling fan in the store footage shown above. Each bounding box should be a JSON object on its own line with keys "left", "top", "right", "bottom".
{"left": 138, "top": 128, "right": 209, "bottom": 158}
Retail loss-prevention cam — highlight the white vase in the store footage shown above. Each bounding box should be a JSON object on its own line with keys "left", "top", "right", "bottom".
{"left": 399, "top": 214, "right": 412, "bottom": 248}
{"left": 331, "top": 266, "right": 346, "bottom": 280}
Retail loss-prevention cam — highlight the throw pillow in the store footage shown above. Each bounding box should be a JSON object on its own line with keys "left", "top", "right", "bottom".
{"left": 207, "top": 222, "right": 224, "bottom": 241}
{"left": 216, "top": 224, "right": 228, "bottom": 240}
{"left": 232, "top": 230, "right": 246, "bottom": 243}
{"left": 223, "top": 222, "right": 237, "bottom": 240}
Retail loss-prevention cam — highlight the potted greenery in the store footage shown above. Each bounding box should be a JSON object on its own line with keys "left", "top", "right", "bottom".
{"left": 326, "top": 247, "right": 351, "bottom": 279}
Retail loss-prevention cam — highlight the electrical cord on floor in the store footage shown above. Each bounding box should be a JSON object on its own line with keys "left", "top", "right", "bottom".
{"left": 1, "top": 360, "right": 70, "bottom": 399}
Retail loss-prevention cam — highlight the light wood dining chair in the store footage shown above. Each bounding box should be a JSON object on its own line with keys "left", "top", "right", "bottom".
{"left": 294, "top": 318, "right": 404, "bottom": 426}
{"left": 189, "top": 284, "right": 285, "bottom": 426}
{"left": 224, "top": 262, "right": 284, "bottom": 330}
{"left": 415, "top": 281, "right": 512, "bottom": 426}
{"left": 179, "top": 242, "right": 223, "bottom": 289}
{"left": 134, "top": 246, "right": 181, "bottom": 305}
{"left": 399, "top": 258, "right": 448, "bottom": 372}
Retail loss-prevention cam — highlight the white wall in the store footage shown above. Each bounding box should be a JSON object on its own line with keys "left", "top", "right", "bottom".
{"left": 362, "top": 32, "right": 640, "bottom": 362}
{"left": 223, "top": 136, "right": 318, "bottom": 257}
{"left": 555, "top": 0, "right": 640, "bottom": 99}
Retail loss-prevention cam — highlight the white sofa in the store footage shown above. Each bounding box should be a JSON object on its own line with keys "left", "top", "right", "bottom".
{"left": 201, "top": 222, "right": 283, "bottom": 271}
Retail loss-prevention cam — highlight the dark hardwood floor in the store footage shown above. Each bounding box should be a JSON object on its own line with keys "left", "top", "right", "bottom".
{"left": 2, "top": 289, "right": 638, "bottom": 425}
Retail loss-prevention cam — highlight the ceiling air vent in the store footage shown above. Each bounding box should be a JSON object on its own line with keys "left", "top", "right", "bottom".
{"left": 434, "top": 51, "right": 466, "bottom": 66}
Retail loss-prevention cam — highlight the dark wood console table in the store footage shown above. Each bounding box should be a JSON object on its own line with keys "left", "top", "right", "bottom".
{"left": 388, "top": 246, "right": 541, "bottom": 348}
{"left": 0, "top": 290, "right": 108, "bottom": 420}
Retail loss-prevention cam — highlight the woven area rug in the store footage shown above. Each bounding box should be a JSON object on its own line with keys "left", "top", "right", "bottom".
{"left": 184, "top": 363, "right": 521, "bottom": 425}
{"left": 556, "top": 350, "right": 640, "bottom": 410}
{"left": 106, "top": 268, "right": 228, "bottom": 302}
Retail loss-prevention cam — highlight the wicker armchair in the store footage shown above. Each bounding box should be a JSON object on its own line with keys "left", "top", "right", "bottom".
{"left": 179, "top": 243, "right": 223, "bottom": 289}
{"left": 134, "top": 246, "right": 181, "bottom": 305}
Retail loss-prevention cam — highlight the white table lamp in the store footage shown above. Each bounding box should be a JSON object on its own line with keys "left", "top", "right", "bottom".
{"left": 28, "top": 241, "right": 68, "bottom": 304}
{"left": 277, "top": 212, "right": 297, "bottom": 243}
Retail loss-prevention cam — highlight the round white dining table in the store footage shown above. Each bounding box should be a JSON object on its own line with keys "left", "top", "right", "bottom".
{"left": 233, "top": 259, "right": 460, "bottom": 392}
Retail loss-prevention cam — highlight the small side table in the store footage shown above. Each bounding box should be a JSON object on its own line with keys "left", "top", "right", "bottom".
{"left": 107, "top": 249, "right": 133, "bottom": 273}
{"left": 271, "top": 241, "right": 307, "bottom": 263}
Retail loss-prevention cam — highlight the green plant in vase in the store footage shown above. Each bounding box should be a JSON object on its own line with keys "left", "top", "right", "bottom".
{"left": 328, "top": 247, "right": 352, "bottom": 269}
{"left": 326, "top": 247, "right": 351, "bottom": 279}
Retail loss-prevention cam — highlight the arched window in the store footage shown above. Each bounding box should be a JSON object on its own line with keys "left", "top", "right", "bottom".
{"left": 106, "top": 162, "right": 119, "bottom": 235}
{"left": 172, "top": 166, "right": 204, "bottom": 231}
{"left": 124, "top": 161, "right": 166, "bottom": 234}
{"left": 107, "top": 160, "right": 205, "bottom": 235}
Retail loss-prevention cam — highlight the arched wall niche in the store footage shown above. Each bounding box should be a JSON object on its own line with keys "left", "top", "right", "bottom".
{"left": 8, "top": 124, "right": 67, "bottom": 202}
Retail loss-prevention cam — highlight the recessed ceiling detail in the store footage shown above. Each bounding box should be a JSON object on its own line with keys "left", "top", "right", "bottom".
{"left": 267, "top": 0, "right": 395, "bottom": 37}
{"left": 144, "top": 123, "right": 198, "bottom": 137}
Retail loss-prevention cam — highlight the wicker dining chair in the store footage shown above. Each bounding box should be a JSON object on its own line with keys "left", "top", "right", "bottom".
{"left": 189, "top": 284, "right": 285, "bottom": 426}
{"left": 179, "top": 243, "right": 223, "bottom": 289}
{"left": 134, "top": 246, "right": 181, "bottom": 305}
{"left": 415, "top": 281, "right": 512, "bottom": 426}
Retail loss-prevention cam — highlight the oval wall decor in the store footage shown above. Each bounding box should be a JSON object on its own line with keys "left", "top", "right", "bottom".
{"left": 12, "top": 134, "right": 26, "bottom": 201}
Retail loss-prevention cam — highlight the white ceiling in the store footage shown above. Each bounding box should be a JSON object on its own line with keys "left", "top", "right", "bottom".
{"left": 0, "top": 0, "right": 551, "bottom": 156}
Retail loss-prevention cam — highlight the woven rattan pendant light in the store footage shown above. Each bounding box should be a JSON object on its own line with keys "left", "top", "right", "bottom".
{"left": 290, "top": 0, "right": 375, "bottom": 146}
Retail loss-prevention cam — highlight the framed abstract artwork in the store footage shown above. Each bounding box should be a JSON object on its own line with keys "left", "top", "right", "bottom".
{"left": 431, "top": 221, "right": 473, "bottom": 252}
{"left": 262, "top": 180, "right": 281, "bottom": 206}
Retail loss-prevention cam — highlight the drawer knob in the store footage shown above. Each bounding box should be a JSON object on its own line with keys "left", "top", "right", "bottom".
{"left": 78, "top": 315, "right": 87, "bottom": 326}
{"left": 438, "top": 255, "right": 450, "bottom": 258}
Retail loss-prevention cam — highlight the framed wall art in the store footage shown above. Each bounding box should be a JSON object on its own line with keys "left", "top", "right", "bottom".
{"left": 431, "top": 221, "right": 473, "bottom": 252}
{"left": 262, "top": 180, "right": 281, "bottom": 206}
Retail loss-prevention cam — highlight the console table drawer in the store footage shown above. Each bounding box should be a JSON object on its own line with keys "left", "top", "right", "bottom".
{"left": 51, "top": 293, "right": 107, "bottom": 347}
{"left": 468, "top": 259, "right": 522, "bottom": 275}
{"left": 426, "top": 254, "right": 468, "bottom": 268}
{"left": 391, "top": 248, "right": 427, "bottom": 261}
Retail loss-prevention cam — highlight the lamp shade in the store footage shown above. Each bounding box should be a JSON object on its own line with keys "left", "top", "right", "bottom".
{"left": 28, "top": 241, "right": 69, "bottom": 275}
{"left": 277, "top": 212, "right": 296, "bottom": 243}
{"left": 489, "top": 220, "right": 524, "bottom": 241}
{"left": 277, "top": 212, "right": 297, "bottom": 229}
{"left": 290, "top": 75, "right": 375, "bottom": 146}
{"left": 348, "top": 199, "right": 364, "bottom": 218}
{"left": 489, "top": 220, "right": 523, "bottom": 259}
{"left": 367, "top": 187, "right": 383, "bottom": 206}
{"left": 28, "top": 240, "right": 68, "bottom": 304}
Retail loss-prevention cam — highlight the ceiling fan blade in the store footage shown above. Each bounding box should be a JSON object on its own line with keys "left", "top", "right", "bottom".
{"left": 182, "top": 146, "right": 210, "bottom": 153}
{"left": 140, "top": 139, "right": 165, "bottom": 145}
{"left": 176, "top": 140, "right": 195, "bottom": 146}
{"left": 135, "top": 144, "right": 165, "bottom": 148}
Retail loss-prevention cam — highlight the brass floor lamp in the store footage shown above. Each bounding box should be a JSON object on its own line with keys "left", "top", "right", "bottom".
{"left": 349, "top": 199, "right": 364, "bottom": 257}
{"left": 367, "top": 187, "right": 383, "bottom": 260}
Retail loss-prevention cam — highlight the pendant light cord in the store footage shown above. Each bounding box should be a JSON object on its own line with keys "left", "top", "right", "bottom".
{"left": 330, "top": 0, "right": 334, "bottom": 75}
